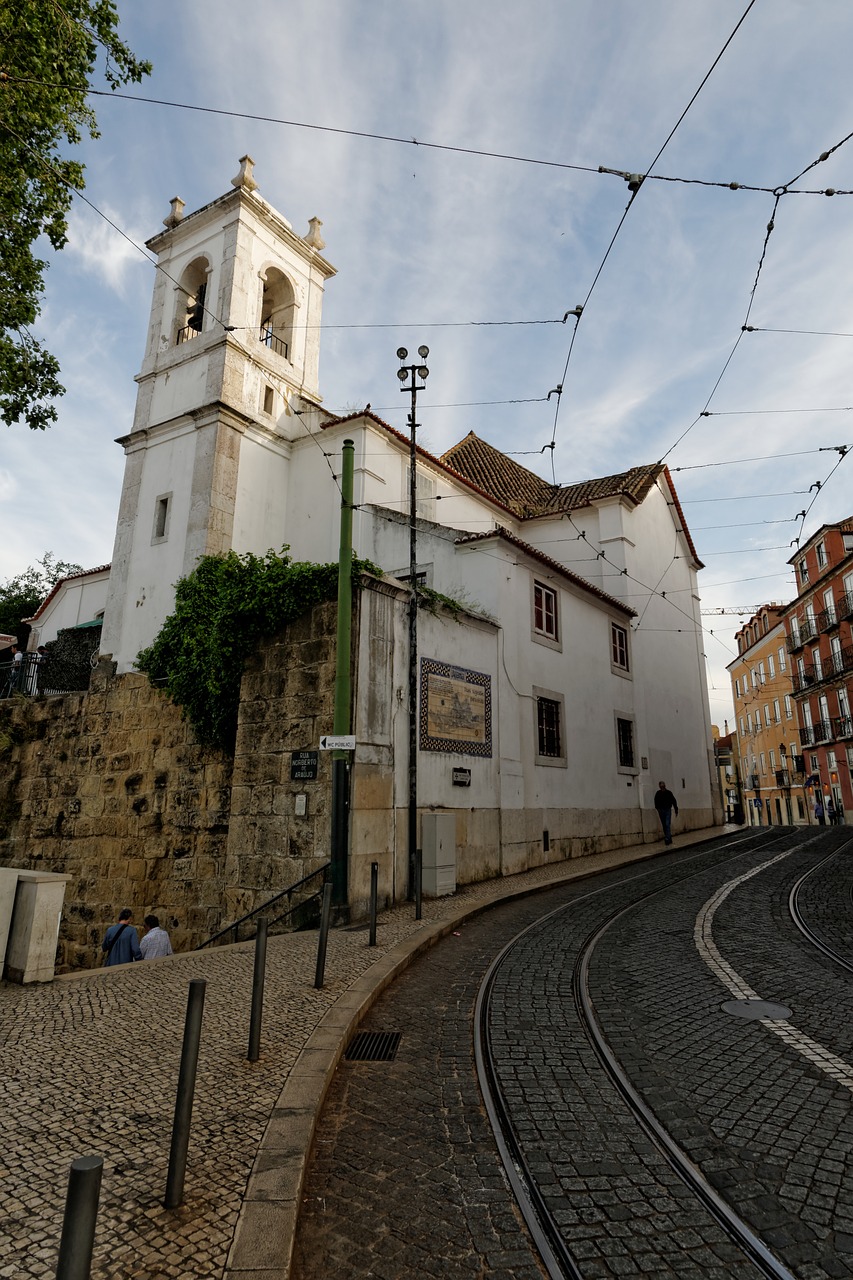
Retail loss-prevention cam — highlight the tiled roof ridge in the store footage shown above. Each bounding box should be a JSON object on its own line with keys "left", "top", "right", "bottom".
{"left": 456, "top": 524, "right": 635, "bottom": 617}
{"left": 26, "top": 564, "right": 112, "bottom": 622}
{"left": 319, "top": 411, "right": 521, "bottom": 519}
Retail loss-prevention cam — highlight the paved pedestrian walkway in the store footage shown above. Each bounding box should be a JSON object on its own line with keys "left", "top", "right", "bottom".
{"left": 0, "top": 825, "right": 730, "bottom": 1279}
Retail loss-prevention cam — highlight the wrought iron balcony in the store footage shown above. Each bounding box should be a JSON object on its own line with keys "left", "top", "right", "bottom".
{"left": 834, "top": 715, "right": 853, "bottom": 740}
{"left": 260, "top": 326, "right": 289, "bottom": 359}
{"left": 800, "top": 725, "right": 815, "bottom": 747}
{"left": 839, "top": 591, "right": 853, "bottom": 621}
{"left": 749, "top": 773, "right": 761, "bottom": 790}
{"left": 818, "top": 603, "right": 840, "bottom": 631}
{"left": 792, "top": 665, "right": 816, "bottom": 694}
{"left": 775, "top": 769, "right": 791, "bottom": 788}
{"left": 792, "top": 754, "right": 805, "bottom": 775}
{"left": 827, "top": 645, "right": 853, "bottom": 678}
{"left": 800, "top": 617, "right": 819, "bottom": 644}
{"left": 813, "top": 719, "right": 832, "bottom": 742}
{"left": 176, "top": 324, "right": 201, "bottom": 345}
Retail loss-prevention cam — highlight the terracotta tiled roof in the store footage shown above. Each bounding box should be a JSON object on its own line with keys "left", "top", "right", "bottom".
{"left": 456, "top": 526, "right": 635, "bottom": 617}
{"left": 440, "top": 432, "right": 553, "bottom": 516}
{"left": 536, "top": 463, "right": 664, "bottom": 514}
{"left": 321, "top": 419, "right": 701, "bottom": 567}
{"left": 440, "top": 432, "right": 665, "bottom": 517}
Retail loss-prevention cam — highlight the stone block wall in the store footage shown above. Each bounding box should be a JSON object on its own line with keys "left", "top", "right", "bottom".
{"left": 226, "top": 599, "right": 339, "bottom": 920}
{"left": 0, "top": 659, "right": 233, "bottom": 969}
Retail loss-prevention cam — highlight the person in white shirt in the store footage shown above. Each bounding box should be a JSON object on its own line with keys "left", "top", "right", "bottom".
{"left": 140, "top": 914, "right": 174, "bottom": 959}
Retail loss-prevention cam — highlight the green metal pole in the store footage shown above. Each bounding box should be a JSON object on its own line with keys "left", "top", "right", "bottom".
{"left": 331, "top": 439, "right": 354, "bottom": 908}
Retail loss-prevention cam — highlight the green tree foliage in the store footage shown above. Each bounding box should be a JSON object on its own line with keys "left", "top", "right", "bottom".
{"left": 0, "top": 551, "right": 84, "bottom": 635}
{"left": 0, "top": 0, "right": 151, "bottom": 429}
{"left": 136, "top": 549, "right": 378, "bottom": 753}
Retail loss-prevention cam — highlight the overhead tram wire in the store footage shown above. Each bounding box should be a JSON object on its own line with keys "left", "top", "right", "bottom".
{"left": 545, "top": 0, "right": 760, "bottom": 481}
{"left": 660, "top": 124, "right": 853, "bottom": 465}
{"left": 671, "top": 445, "right": 852, "bottom": 470}
{"left": 14, "top": 73, "right": 852, "bottom": 198}
{"left": 680, "top": 490, "right": 810, "bottom": 503}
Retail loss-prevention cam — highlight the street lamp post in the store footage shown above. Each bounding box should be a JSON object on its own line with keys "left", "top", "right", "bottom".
{"left": 779, "top": 743, "right": 792, "bottom": 825}
{"left": 397, "top": 346, "right": 430, "bottom": 900}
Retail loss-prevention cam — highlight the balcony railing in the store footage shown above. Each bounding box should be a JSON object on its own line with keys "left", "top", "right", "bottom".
{"left": 775, "top": 769, "right": 791, "bottom": 788}
{"left": 834, "top": 715, "right": 853, "bottom": 740}
{"left": 749, "top": 773, "right": 761, "bottom": 790}
{"left": 800, "top": 726, "right": 815, "bottom": 747}
{"left": 788, "top": 617, "right": 819, "bottom": 652}
{"left": 828, "top": 645, "right": 853, "bottom": 678}
{"left": 839, "top": 591, "right": 853, "bottom": 621}
{"left": 176, "top": 323, "right": 201, "bottom": 345}
{"left": 813, "top": 719, "right": 832, "bottom": 742}
{"left": 792, "top": 754, "right": 805, "bottom": 775}
{"left": 818, "top": 604, "right": 839, "bottom": 631}
{"left": 260, "top": 326, "right": 288, "bottom": 359}
{"left": 792, "top": 665, "right": 816, "bottom": 694}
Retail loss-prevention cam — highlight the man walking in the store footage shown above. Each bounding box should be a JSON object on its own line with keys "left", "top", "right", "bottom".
{"left": 101, "top": 908, "right": 142, "bottom": 966}
{"left": 654, "top": 780, "right": 679, "bottom": 846}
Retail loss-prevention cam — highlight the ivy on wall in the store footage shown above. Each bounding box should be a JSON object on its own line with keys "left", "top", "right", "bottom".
{"left": 136, "top": 549, "right": 377, "bottom": 752}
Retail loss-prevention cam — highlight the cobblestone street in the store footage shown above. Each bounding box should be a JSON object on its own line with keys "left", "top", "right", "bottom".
{"left": 1, "top": 839, "right": 677, "bottom": 1280}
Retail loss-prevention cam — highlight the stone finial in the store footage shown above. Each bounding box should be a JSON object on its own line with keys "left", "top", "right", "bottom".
{"left": 232, "top": 155, "right": 259, "bottom": 192}
{"left": 163, "top": 196, "right": 185, "bottom": 229}
{"left": 305, "top": 216, "right": 325, "bottom": 250}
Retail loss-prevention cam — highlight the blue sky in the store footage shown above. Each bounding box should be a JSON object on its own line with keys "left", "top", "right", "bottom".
{"left": 4, "top": 0, "right": 853, "bottom": 727}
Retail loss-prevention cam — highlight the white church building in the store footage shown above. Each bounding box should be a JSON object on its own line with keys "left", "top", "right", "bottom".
{"left": 42, "top": 159, "right": 721, "bottom": 880}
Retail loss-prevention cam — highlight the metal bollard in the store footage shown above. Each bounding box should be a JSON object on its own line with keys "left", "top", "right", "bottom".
{"left": 369, "top": 862, "right": 378, "bottom": 947}
{"left": 314, "top": 882, "right": 333, "bottom": 989}
{"left": 247, "top": 918, "right": 268, "bottom": 1062}
{"left": 414, "top": 848, "right": 423, "bottom": 921}
{"left": 56, "top": 1155, "right": 103, "bottom": 1280}
{"left": 164, "top": 978, "right": 206, "bottom": 1209}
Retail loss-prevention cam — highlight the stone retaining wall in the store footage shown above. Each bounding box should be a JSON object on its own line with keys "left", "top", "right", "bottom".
{"left": 0, "top": 596, "right": 341, "bottom": 972}
{"left": 0, "top": 660, "right": 233, "bottom": 969}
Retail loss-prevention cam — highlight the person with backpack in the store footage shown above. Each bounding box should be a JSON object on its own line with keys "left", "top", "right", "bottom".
{"left": 101, "top": 908, "right": 142, "bottom": 966}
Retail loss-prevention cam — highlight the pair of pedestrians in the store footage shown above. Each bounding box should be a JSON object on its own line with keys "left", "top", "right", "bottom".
{"left": 101, "top": 909, "right": 173, "bottom": 965}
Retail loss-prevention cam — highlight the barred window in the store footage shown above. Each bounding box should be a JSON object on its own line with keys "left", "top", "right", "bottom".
{"left": 537, "top": 697, "right": 562, "bottom": 758}
{"left": 616, "top": 717, "right": 634, "bottom": 769}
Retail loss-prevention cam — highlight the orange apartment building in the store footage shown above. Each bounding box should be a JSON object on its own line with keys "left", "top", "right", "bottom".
{"left": 728, "top": 604, "right": 808, "bottom": 826}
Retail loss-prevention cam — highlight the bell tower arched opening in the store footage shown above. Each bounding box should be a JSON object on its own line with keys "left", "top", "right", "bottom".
{"left": 175, "top": 256, "right": 211, "bottom": 344}
{"left": 259, "top": 267, "right": 296, "bottom": 361}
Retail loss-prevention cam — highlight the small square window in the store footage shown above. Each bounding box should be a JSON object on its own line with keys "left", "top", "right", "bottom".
{"left": 611, "top": 622, "right": 629, "bottom": 672}
{"left": 533, "top": 581, "right": 558, "bottom": 641}
{"left": 151, "top": 492, "right": 172, "bottom": 544}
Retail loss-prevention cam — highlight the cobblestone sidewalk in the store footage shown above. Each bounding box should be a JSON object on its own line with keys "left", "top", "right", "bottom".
{"left": 0, "top": 830, "right": 717, "bottom": 1279}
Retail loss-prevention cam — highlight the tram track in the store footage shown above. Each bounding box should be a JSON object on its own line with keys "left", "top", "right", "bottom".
{"left": 474, "top": 826, "right": 839, "bottom": 1280}
{"left": 789, "top": 834, "right": 853, "bottom": 973}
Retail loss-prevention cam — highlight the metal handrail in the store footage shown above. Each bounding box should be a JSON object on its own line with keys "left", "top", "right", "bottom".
{"left": 197, "top": 862, "right": 330, "bottom": 948}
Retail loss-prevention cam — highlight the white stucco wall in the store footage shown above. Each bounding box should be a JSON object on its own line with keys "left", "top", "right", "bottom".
{"left": 29, "top": 570, "right": 111, "bottom": 648}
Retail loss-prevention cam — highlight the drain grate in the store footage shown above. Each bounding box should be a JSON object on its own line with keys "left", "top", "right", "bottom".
{"left": 344, "top": 1030, "right": 402, "bottom": 1062}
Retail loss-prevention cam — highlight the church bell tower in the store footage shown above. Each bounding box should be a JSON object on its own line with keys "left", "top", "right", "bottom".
{"left": 100, "top": 157, "right": 337, "bottom": 671}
